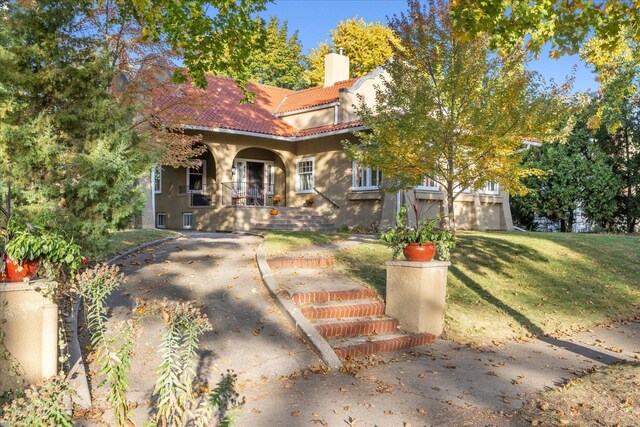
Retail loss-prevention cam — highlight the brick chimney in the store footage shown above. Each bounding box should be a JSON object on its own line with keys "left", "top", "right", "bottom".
{"left": 324, "top": 49, "right": 350, "bottom": 87}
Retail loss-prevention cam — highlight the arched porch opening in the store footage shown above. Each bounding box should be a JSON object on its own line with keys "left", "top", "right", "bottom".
{"left": 224, "top": 147, "right": 287, "bottom": 206}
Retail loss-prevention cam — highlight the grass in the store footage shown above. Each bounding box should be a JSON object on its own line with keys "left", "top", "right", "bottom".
{"left": 335, "top": 232, "right": 640, "bottom": 346}
{"left": 96, "top": 229, "right": 176, "bottom": 260}
{"left": 518, "top": 363, "right": 640, "bottom": 426}
{"left": 262, "top": 231, "right": 347, "bottom": 257}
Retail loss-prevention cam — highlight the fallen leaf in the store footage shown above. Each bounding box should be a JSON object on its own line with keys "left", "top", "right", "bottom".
{"left": 291, "top": 411, "right": 301, "bottom": 417}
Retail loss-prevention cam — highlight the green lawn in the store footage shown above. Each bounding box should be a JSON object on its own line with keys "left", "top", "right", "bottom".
{"left": 96, "top": 229, "right": 176, "bottom": 260}
{"left": 335, "top": 232, "right": 640, "bottom": 346}
{"left": 261, "top": 230, "right": 347, "bottom": 257}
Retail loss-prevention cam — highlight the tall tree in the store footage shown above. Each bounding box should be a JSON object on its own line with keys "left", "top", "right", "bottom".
{"left": 344, "top": 0, "right": 573, "bottom": 231}
{"left": 0, "top": 0, "right": 267, "bottom": 251}
{"left": 244, "top": 17, "right": 306, "bottom": 89}
{"left": 511, "top": 123, "right": 620, "bottom": 232}
{"left": 304, "top": 18, "right": 400, "bottom": 87}
{"left": 450, "top": 0, "right": 640, "bottom": 57}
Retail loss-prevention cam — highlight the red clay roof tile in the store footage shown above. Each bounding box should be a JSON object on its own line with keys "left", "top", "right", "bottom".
{"left": 154, "top": 75, "right": 360, "bottom": 138}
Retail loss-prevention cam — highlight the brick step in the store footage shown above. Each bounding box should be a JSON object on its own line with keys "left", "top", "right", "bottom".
{"left": 299, "top": 300, "right": 385, "bottom": 319}
{"left": 268, "top": 257, "right": 335, "bottom": 270}
{"left": 315, "top": 317, "right": 400, "bottom": 339}
{"left": 264, "top": 220, "right": 334, "bottom": 225}
{"left": 332, "top": 333, "right": 436, "bottom": 359}
{"left": 291, "top": 288, "right": 377, "bottom": 304}
{"left": 254, "top": 224, "right": 335, "bottom": 231}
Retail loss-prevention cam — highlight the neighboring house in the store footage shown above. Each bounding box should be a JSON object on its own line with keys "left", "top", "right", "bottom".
{"left": 143, "top": 52, "right": 514, "bottom": 232}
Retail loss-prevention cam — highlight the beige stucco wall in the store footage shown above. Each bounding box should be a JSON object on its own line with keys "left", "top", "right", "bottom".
{"left": 280, "top": 107, "right": 335, "bottom": 129}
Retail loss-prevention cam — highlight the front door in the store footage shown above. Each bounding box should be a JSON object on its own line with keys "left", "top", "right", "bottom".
{"left": 247, "top": 162, "right": 265, "bottom": 205}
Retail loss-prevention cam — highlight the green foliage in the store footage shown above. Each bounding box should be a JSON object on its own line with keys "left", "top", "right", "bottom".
{"left": 304, "top": 18, "right": 400, "bottom": 86}
{"left": 0, "top": 0, "right": 151, "bottom": 252}
{"left": 380, "top": 205, "right": 455, "bottom": 261}
{"left": 0, "top": 376, "right": 72, "bottom": 427}
{"left": 4, "top": 227, "right": 84, "bottom": 276}
{"left": 243, "top": 17, "right": 306, "bottom": 90}
{"left": 117, "top": 0, "right": 269, "bottom": 93}
{"left": 511, "top": 121, "right": 621, "bottom": 231}
{"left": 450, "top": 0, "right": 640, "bottom": 57}
{"left": 77, "top": 264, "right": 136, "bottom": 426}
{"left": 144, "top": 299, "right": 213, "bottom": 427}
{"left": 194, "top": 371, "right": 244, "bottom": 427}
{"left": 344, "top": 0, "right": 574, "bottom": 230}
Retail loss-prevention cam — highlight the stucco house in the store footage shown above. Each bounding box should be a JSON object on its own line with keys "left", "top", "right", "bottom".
{"left": 142, "top": 52, "right": 514, "bottom": 232}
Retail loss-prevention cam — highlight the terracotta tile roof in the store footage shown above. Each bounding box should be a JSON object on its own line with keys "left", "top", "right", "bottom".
{"left": 274, "top": 79, "right": 358, "bottom": 114}
{"left": 153, "top": 75, "right": 361, "bottom": 138}
{"left": 155, "top": 76, "right": 297, "bottom": 137}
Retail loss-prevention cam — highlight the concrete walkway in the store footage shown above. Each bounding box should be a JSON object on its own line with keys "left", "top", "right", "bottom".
{"left": 83, "top": 232, "right": 319, "bottom": 425}
{"left": 79, "top": 233, "right": 640, "bottom": 426}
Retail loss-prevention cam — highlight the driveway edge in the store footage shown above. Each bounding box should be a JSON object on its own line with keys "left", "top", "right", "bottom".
{"left": 67, "top": 233, "right": 181, "bottom": 409}
{"left": 254, "top": 243, "right": 343, "bottom": 371}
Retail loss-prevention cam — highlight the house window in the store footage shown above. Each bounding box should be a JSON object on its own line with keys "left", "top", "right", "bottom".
{"left": 156, "top": 213, "right": 166, "bottom": 229}
{"left": 352, "top": 161, "right": 382, "bottom": 190}
{"left": 296, "top": 157, "right": 314, "bottom": 193}
{"left": 182, "top": 212, "right": 193, "bottom": 229}
{"left": 153, "top": 165, "right": 162, "bottom": 194}
{"left": 416, "top": 176, "right": 438, "bottom": 191}
{"left": 480, "top": 181, "right": 499, "bottom": 195}
{"left": 186, "top": 160, "right": 206, "bottom": 193}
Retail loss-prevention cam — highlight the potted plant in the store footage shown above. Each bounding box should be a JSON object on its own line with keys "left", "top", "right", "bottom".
{"left": 3, "top": 225, "right": 85, "bottom": 282}
{"left": 304, "top": 196, "right": 314, "bottom": 207}
{"left": 272, "top": 195, "right": 282, "bottom": 206}
{"left": 380, "top": 206, "right": 455, "bottom": 262}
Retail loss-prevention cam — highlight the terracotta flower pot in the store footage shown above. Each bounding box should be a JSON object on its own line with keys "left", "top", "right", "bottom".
{"left": 5, "top": 257, "right": 40, "bottom": 282}
{"left": 402, "top": 242, "right": 436, "bottom": 262}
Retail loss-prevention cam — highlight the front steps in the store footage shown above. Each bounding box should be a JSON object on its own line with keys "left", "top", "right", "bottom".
{"left": 267, "top": 252, "right": 437, "bottom": 359}
{"left": 254, "top": 208, "right": 335, "bottom": 231}
{"left": 292, "top": 290, "right": 435, "bottom": 359}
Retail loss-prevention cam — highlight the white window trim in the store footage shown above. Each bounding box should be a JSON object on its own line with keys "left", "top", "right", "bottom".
{"left": 479, "top": 181, "right": 500, "bottom": 195}
{"left": 153, "top": 165, "right": 162, "bottom": 194}
{"left": 156, "top": 212, "right": 166, "bottom": 229}
{"left": 296, "top": 157, "right": 315, "bottom": 194}
{"left": 182, "top": 212, "right": 193, "bottom": 229}
{"left": 416, "top": 176, "right": 439, "bottom": 191}
{"left": 186, "top": 160, "right": 206, "bottom": 193}
{"left": 351, "top": 160, "right": 382, "bottom": 191}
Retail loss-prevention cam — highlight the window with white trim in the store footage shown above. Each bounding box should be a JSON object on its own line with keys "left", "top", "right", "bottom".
{"left": 182, "top": 213, "right": 193, "bottom": 229}
{"left": 153, "top": 165, "right": 162, "bottom": 194}
{"left": 186, "top": 160, "right": 206, "bottom": 193}
{"left": 416, "top": 176, "right": 439, "bottom": 191}
{"left": 296, "top": 157, "right": 314, "bottom": 193}
{"left": 352, "top": 161, "right": 382, "bottom": 190}
{"left": 479, "top": 181, "right": 499, "bottom": 195}
{"left": 156, "top": 212, "right": 166, "bottom": 228}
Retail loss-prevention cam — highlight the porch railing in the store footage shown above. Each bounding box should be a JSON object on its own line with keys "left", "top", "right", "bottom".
{"left": 179, "top": 185, "right": 213, "bottom": 207}
{"left": 221, "top": 182, "right": 276, "bottom": 206}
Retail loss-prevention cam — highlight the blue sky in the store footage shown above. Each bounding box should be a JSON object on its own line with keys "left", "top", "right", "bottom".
{"left": 261, "top": 0, "right": 598, "bottom": 93}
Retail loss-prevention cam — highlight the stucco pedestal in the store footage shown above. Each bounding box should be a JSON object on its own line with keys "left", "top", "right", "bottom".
{"left": 0, "top": 280, "right": 58, "bottom": 392}
{"left": 385, "top": 260, "right": 450, "bottom": 336}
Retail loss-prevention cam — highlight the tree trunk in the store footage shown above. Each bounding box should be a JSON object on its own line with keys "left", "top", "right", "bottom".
{"left": 625, "top": 129, "right": 634, "bottom": 234}
{"left": 560, "top": 218, "right": 567, "bottom": 232}
{"left": 446, "top": 189, "right": 456, "bottom": 232}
